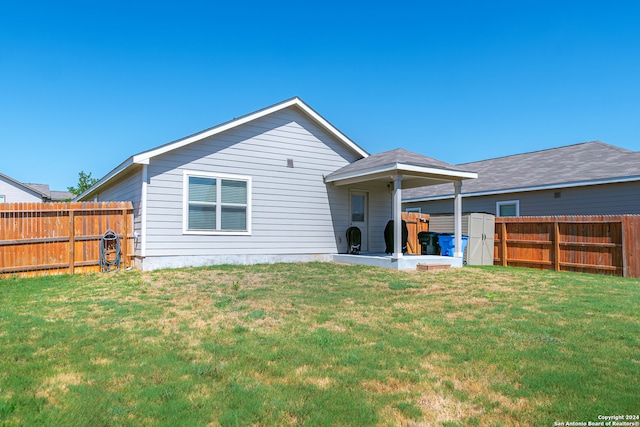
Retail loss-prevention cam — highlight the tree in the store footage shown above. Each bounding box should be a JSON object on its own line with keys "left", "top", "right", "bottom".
{"left": 68, "top": 171, "right": 99, "bottom": 196}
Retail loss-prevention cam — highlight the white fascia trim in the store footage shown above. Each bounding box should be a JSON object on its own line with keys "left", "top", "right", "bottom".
{"left": 325, "top": 164, "right": 396, "bottom": 184}
{"left": 74, "top": 156, "right": 136, "bottom": 201}
{"left": 399, "top": 163, "right": 478, "bottom": 180}
{"left": 326, "top": 162, "right": 477, "bottom": 184}
{"left": 402, "top": 175, "right": 640, "bottom": 203}
{"left": 76, "top": 98, "right": 367, "bottom": 201}
{"left": 294, "top": 100, "right": 369, "bottom": 158}
{"left": 134, "top": 98, "right": 368, "bottom": 164}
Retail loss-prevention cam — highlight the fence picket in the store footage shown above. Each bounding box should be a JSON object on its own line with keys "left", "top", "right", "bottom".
{"left": 401, "top": 212, "right": 431, "bottom": 254}
{"left": 494, "top": 215, "right": 640, "bottom": 278}
{"left": 0, "top": 202, "right": 134, "bottom": 277}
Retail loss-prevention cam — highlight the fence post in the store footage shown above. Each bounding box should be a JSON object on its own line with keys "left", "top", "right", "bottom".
{"left": 500, "top": 221, "right": 508, "bottom": 266}
{"left": 624, "top": 216, "right": 640, "bottom": 278}
{"left": 68, "top": 209, "right": 75, "bottom": 274}
{"left": 553, "top": 221, "right": 560, "bottom": 272}
{"left": 121, "top": 207, "right": 128, "bottom": 268}
{"left": 621, "top": 217, "right": 628, "bottom": 278}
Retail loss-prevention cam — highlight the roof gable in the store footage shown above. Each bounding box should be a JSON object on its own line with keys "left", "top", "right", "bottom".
{"left": 133, "top": 97, "right": 368, "bottom": 164}
{"left": 78, "top": 97, "right": 369, "bottom": 200}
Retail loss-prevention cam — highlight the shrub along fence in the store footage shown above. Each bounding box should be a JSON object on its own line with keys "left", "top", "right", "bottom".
{"left": 0, "top": 202, "right": 134, "bottom": 278}
{"left": 494, "top": 215, "right": 640, "bottom": 278}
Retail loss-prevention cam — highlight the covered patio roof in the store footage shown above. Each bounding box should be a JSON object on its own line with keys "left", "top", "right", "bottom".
{"left": 325, "top": 148, "right": 478, "bottom": 263}
{"left": 325, "top": 148, "right": 477, "bottom": 188}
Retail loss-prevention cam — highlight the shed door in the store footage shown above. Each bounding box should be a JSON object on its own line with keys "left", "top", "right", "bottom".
{"left": 468, "top": 214, "right": 484, "bottom": 265}
{"left": 350, "top": 191, "right": 368, "bottom": 252}
{"left": 468, "top": 214, "right": 495, "bottom": 265}
{"left": 480, "top": 214, "right": 495, "bottom": 265}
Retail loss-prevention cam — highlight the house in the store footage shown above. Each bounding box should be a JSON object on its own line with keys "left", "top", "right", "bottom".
{"left": 77, "top": 97, "right": 476, "bottom": 271}
{"left": 403, "top": 141, "right": 640, "bottom": 216}
{"left": 0, "top": 173, "right": 74, "bottom": 203}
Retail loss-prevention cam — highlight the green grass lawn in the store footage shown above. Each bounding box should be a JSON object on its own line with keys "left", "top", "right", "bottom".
{"left": 1, "top": 263, "right": 638, "bottom": 426}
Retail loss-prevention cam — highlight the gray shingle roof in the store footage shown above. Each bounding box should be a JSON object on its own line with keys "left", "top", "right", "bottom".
{"left": 326, "top": 148, "right": 473, "bottom": 179}
{"left": 403, "top": 141, "right": 640, "bottom": 200}
{"left": 0, "top": 174, "right": 74, "bottom": 201}
{"left": 24, "top": 183, "right": 51, "bottom": 196}
{"left": 23, "top": 184, "right": 74, "bottom": 201}
{"left": 49, "top": 190, "right": 75, "bottom": 201}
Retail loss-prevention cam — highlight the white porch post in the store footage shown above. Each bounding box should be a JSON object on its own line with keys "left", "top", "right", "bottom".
{"left": 392, "top": 174, "right": 403, "bottom": 259}
{"left": 454, "top": 180, "right": 463, "bottom": 258}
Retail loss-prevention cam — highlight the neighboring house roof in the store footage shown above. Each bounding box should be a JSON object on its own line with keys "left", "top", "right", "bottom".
{"left": 23, "top": 183, "right": 74, "bottom": 201}
{"left": 0, "top": 173, "right": 49, "bottom": 199}
{"left": 21, "top": 183, "right": 74, "bottom": 201}
{"left": 24, "top": 183, "right": 51, "bottom": 196}
{"left": 403, "top": 141, "right": 640, "bottom": 202}
{"left": 77, "top": 97, "right": 369, "bottom": 200}
{"left": 325, "top": 148, "right": 477, "bottom": 188}
{"left": 0, "top": 173, "right": 74, "bottom": 202}
{"left": 49, "top": 190, "right": 76, "bottom": 201}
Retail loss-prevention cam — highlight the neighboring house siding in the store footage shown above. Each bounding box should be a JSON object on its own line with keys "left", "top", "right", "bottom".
{"left": 402, "top": 197, "right": 488, "bottom": 215}
{"left": 0, "top": 176, "right": 42, "bottom": 202}
{"left": 406, "top": 181, "right": 640, "bottom": 216}
{"left": 96, "top": 166, "right": 144, "bottom": 255}
{"left": 142, "top": 108, "right": 361, "bottom": 258}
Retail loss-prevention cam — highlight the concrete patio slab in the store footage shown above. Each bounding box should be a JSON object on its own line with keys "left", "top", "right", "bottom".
{"left": 332, "top": 253, "right": 463, "bottom": 270}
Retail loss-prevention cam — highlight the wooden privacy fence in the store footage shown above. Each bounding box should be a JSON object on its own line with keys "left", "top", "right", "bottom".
{"left": 494, "top": 215, "right": 640, "bottom": 278}
{"left": 0, "top": 202, "right": 134, "bottom": 277}
{"left": 402, "top": 212, "right": 431, "bottom": 254}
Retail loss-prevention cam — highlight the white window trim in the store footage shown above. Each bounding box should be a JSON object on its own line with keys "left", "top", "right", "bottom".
{"left": 183, "top": 170, "right": 252, "bottom": 235}
{"left": 405, "top": 207, "right": 421, "bottom": 213}
{"left": 496, "top": 200, "right": 520, "bottom": 217}
{"left": 0, "top": 195, "right": 5, "bottom": 203}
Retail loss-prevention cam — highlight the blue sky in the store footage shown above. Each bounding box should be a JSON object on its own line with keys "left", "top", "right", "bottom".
{"left": 2, "top": 1, "right": 639, "bottom": 191}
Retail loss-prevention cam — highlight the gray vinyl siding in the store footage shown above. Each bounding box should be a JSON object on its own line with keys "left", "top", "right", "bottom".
{"left": 143, "top": 107, "right": 363, "bottom": 257}
{"left": 0, "top": 177, "right": 42, "bottom": 202}
{"left": 405, "top": 181, "right": 640, "bottom": 216}
{"left": 342, "top": 181, "right": 393, "bottom": 253}
{"left": 369, "top": 188, "right": 393, "bottom": 253}
{"left": 95, "top": 165, "right": 143, "bottom": 255}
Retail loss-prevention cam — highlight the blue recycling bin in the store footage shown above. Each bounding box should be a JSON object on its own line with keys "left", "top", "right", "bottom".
{"left": 438, "top": 234, "right": 469, "bottom": 257}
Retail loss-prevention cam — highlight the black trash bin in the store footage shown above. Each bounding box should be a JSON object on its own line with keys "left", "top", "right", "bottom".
{"left": 417, "top": 231, "right": 440, "bottom": 255}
